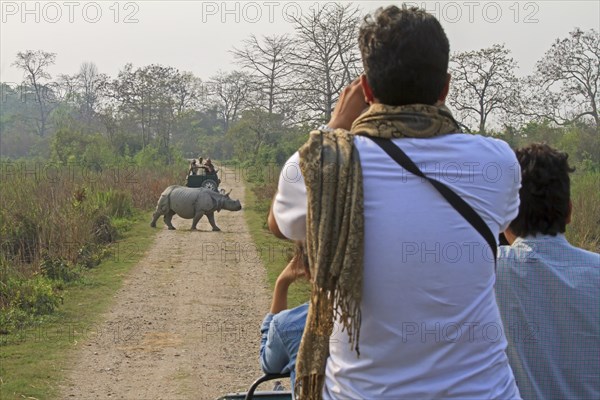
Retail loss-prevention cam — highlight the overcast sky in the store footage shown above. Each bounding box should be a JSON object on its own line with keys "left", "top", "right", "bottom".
{"left": 1, "top": 1, "right": 599, "bottom": 84}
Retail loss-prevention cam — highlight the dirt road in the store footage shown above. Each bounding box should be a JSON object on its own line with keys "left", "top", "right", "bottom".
{"left": 60, "top": 177, "right": 271, "bottom": 399}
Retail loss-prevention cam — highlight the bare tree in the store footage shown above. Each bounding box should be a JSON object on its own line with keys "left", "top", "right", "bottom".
{"left": 448, "top": 44, "right": 519, "bottom": 134}
{"left": 77, "top": 62, "right": 108, "bottom": 127}
{"left": 173, "top": 71, "right": 202, "bottom": 115}
{"left": 522, "top": 28, "right": 599, "bottom": 130}
{"left": 288, "top": 3, "right": 363, "bottom": 123}
{"left": 208, "top": 70, "right": 252, "bottom": 131}
{"left": 57, "top": 62, "right": 108, "bottom": 129}
{"left": 12, "top": 50, "right": 57, "bottom": 136}
{"left": 231, "top": 34, "right": 294, "bottom": 116}
{"left": 57, "top": 73, "right": 78, "bottom": 103}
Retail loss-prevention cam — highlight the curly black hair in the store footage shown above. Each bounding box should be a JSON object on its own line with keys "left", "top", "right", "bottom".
{"left": 358, "top": 5, "right": 450, "bottom": 106}
{"left": 509, "top": 143, "right": 575, "bottom": 237}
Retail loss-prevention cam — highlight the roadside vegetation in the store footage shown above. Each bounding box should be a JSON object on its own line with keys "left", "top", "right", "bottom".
{"left": 0, "top": 138, "right": 182, "bottom": 398}
{"left": 238, "top": 159, "right": 311, "bottom": 308}
{"left": 0, "top": 213, "right": 156, "bottom": 399}
{"left": 0, "top": 162, "right": 180, "bottom": 334}
{"left": 569, "top": 171, "right": 600, "bottom": 252}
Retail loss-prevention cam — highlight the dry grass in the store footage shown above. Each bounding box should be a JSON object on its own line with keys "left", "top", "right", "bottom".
{"left": 0, "top": 162, "right": 181, "bottom": 278}
{"left": 568, "top": 171, "right": 600, "bottom": 252}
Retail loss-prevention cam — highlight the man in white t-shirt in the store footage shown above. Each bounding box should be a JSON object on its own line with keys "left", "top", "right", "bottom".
{"left": 268, "top": 5, "right": 521, "bottom": 399}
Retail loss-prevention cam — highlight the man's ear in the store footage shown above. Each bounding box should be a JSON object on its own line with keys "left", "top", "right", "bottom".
{"left": 360, "top": 74, "right": 375, "bottom": 104}
{"left": 438, "top": 73, "right": 451, "bottom": 103}
{"left": 566, "top": 200, "right": 572, "bottom": 225}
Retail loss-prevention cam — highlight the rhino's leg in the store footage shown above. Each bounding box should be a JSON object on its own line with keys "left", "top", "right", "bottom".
{"left": 164, "top": 210, "right": 176, "bottom": 230}
{"left": 150, "top": 208, "right": 163, "bottom": 228}
{"left": 191, "top": 212, "right": 204, "bottom": 230}
{"left": 206, "top": 212, "right": 221, "bottom": 232}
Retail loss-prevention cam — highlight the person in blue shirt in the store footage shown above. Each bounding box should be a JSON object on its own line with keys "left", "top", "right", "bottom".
{"left": 495, "top": 143, "right": 599, "bottom": 400}
{"left": 259, "top": 244, "right": 309, "bottom": 392}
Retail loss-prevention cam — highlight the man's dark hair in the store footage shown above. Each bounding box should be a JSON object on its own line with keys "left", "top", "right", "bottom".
{"left": 358, "top": 5, "right": 450, "bottom": 106}
{"left": 509, "top": 143, "right": 575, "bottom": 237}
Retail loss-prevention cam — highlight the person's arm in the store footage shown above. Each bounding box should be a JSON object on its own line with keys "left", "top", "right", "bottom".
{"left": 268, "top": 204, "right": 286, "bottom": 239}
{"left": 270, "top": 255, "right": 305, "bottom": 313}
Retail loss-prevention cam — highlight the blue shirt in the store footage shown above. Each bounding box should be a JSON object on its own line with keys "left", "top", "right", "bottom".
{"left": 259, "top": 303, "right": 308, "bottom": 391}
{"left": 496, "top": 234, "right": 600, "bottom": 400}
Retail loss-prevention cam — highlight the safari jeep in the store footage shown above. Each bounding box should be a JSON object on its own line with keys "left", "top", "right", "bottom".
{"left": 185, "top": 169, "right": 220, "bottom": 191}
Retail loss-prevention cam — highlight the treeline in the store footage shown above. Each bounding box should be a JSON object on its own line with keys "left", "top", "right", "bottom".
{"left": 2, "top": 4, "right": 597, "bottom": 171}
{"left": 0, "top": 4, "right": 365, "bottom": 167}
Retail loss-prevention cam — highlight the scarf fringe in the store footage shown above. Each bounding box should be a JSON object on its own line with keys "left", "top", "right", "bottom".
{"left": 295, "top": 373, "right": 326, "bottom": 399}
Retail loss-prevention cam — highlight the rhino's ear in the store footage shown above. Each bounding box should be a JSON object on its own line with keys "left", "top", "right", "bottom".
{"left": 226, "top": 189, "right": 232, "bottom": 197}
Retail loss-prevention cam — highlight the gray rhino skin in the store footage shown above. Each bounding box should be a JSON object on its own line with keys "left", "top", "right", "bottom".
{"left": 150, "top": 186, "right": 242, "bottom": 231}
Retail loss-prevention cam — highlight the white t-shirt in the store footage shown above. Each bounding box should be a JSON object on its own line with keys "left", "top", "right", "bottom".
{"left": 273, "top": 133, "right": 522, "bottom": 399}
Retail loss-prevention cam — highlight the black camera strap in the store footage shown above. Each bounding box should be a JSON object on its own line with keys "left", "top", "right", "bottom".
{"left": 367, "top": 136, "right": 498, "bottom": 265}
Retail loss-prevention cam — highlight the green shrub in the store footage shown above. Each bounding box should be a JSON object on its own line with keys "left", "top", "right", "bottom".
{"left": 1, "top": 212, "right": 39, "bottom": 264}
{"left": 76, "top": 243, "right": 110, "bottom": 269}
{"left": 0, "top": 276, "right": 62, "bottom": 333}
{"left": 133, "top": 144, "right": 185, "bottom": 168}
{"left": 94, "top": 189, "right": 134, "bottom": 218}
{"left": 91, "top": 214, "right": 118, "bottom": 244}
{"left": 40, "top": 255, "right": 80, "bottom": 282}
{"left": 111, "top": 217, "right": 134, "bottom": 233}
{"left": 0, "top": 307, "right": 32, "bottom": 334}
{"left": 1, "top": 276, "right": 61, "bottom": 316}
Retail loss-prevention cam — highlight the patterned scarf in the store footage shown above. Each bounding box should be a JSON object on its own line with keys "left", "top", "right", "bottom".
{"left": 295, "top": 103, "right": 461, "bottom": 399}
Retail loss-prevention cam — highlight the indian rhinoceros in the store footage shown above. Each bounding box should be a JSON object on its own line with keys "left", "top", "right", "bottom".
{"left": 150, "top": 186, "right": 242, "bottom": 231}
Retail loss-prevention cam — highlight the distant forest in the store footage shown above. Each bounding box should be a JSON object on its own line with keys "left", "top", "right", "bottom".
{"left": 1, "top": 4, "right": 598, "bottom": 171}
